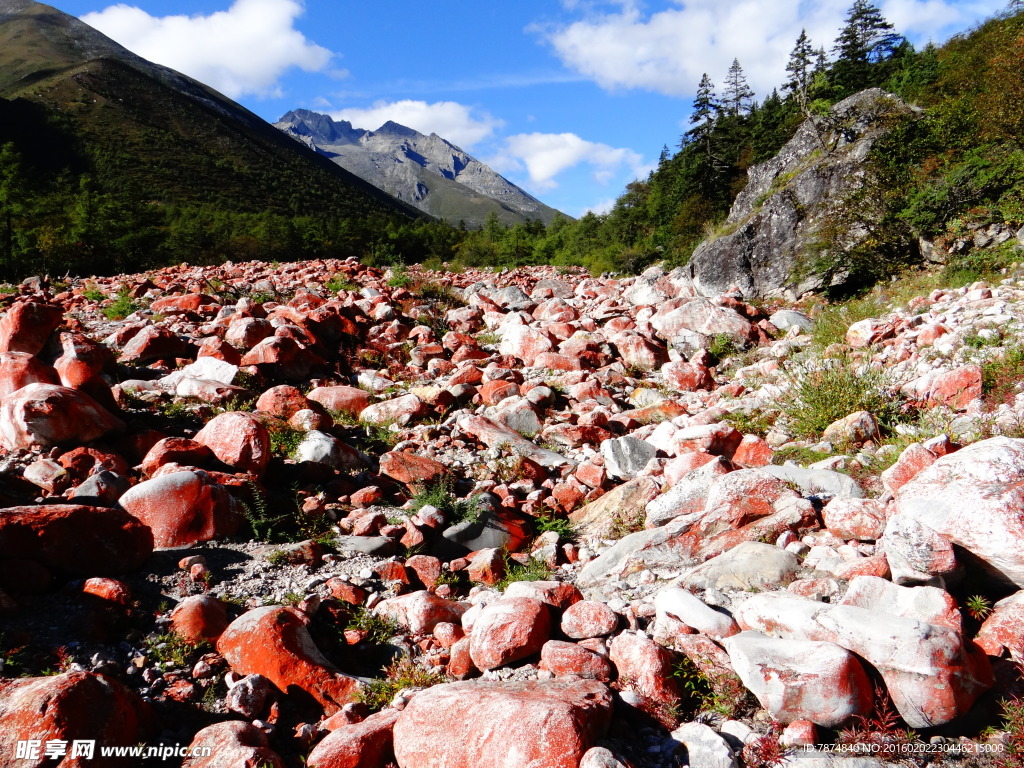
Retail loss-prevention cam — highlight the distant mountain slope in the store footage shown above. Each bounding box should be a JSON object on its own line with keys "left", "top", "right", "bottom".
{"left": 0, "top": 1, "right": 421, "bottom": 270}
{"left": 275, "top": 109, "right": 564, "bottom": 228}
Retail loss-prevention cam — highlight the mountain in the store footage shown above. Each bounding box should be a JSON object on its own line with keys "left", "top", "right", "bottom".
{"left": 0, "top": 0, "right": 423, "bottom": 277}
{"left": 275, "top": 109, "right": 563, "bottom": 228}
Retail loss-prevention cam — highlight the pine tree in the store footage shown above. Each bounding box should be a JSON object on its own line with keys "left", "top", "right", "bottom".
{"left": 785, "top": 29, "right": 815, "bottom": 110}
{"left": 832, "top": 0, "right": 903, "bottom": 93}
{"left": 687, "top": 73, "right": 720, "bottom": 140}
{"left": 723, "top": 59, "right": 755, "bottom": 116}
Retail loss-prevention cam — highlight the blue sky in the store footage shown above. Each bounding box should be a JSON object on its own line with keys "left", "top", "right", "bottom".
{"left": 52, "top": 0, "right": 1008, "bottom": 217}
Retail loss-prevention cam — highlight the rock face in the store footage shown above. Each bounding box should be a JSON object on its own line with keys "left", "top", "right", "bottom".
{"left": 274, "top": 110, "right": 562, "bottom": 228}
{"left": 687, "top": 89, "right": 920, "bottom": 299}
{"left": 391, "top": 679, "right": 613, "bottom": 768}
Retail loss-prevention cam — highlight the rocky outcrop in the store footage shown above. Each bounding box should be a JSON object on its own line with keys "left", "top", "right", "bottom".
{"left": 687, "top": 89, "right": 921, "bottom": 299}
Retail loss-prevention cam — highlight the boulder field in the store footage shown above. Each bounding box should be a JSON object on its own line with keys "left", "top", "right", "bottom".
{"left": 1, "top": 258, "right": 1023, "bottom": 767}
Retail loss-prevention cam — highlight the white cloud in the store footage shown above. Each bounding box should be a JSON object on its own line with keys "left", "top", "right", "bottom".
{"left": 81, "top": 0, "right": 333, "bottom": 99}
{"left": 332, "top": 100, "right": 503, "bottom": 149}
{"left": 542, "top": 0, "right": 1007, "bottom": 99}
{"left": 495, "top": 132, "right": 646, "bottom": 191}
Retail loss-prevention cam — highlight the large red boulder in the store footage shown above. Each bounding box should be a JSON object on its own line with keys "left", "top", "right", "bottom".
{"left": 0, "top": 299, "right": 63, "bottom": 355}
{"left": 0, "top": 384, "right": 125, "bottom": 450}
{"left": 118, "top": 470, "right": 240, "bottom": 549}
{"left": 0, "top": 352, "right": 59, "bottom": 398}
{"left": 0, "top": 505, "right": 152, "bottom": 576}
{"left": 193, "top": 412, "right": 271, "bottom": 475}
{"left": 307, "top": 385, "right": 372, "bottom": 416}
{"left": 170, "top": 595, "right": 231, "bottom": 643}
{"left": 468, "top": 596, "right": 552, "bottom": 671}
{"left": 0, "top": 672, "right": 150, "bottom": 767}
{"left": 608, "top": 631, "right": 680, "bottom": 707}
{"left": 118, "top": 325, "right": 192, "bottom": 363}
{"left": 392, "top": 679, "right": 613, "bottom": 768}
{"left": 306, "top": 709, "right": 400, "bottom": 768}
{"left": 379, "top": 451, "right": 449, "bottom": 485}
{"left": 217, "top": 606, "right": 361, "bottom": 715}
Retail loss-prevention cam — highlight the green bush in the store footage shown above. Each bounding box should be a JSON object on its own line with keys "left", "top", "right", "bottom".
{"left": 781, "top": 357, "right": 911, "bottom": 439}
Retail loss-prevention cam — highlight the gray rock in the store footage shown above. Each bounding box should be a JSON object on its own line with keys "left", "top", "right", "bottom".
{"left": 678, "top": 541, "right": 801, "bottom": 593}
{"left": 601, "top": 435, "right": 657, "bottom": 480}
{"left": 645, "top": 457, "right": 731, "bottom": 528}
{"left": 769, "top": 310, "right": 813, "bottom": 332}
{"left": 670, "top": 722, "right": 736, "bottom": 768}
{"left": 334, "top": 536, "right": 398, "bottom": 556}
{"left": 686, "top": 90, "right": 921, "bottom": 299}
{"left": 69, "top": 470, "right": 131, "bottom": 507}
{"left": 760, "top": 463, "right": 864, "bottom": 499}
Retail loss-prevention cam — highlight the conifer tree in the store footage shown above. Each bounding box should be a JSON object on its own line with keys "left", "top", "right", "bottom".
{"left": 723, "top": 59, "right": 755, "bottom": 116}
{"left": 832, "top": 0, "right": 903, "bottom": 93}
{"left": 785, "top": 29, "right": 815, "bottom": 110}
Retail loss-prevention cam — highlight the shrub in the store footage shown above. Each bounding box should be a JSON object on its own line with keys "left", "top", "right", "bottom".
{"left": 982, "top": 345, "right": 1024, "bottom": 407}
{"left": 345, "top": 607, "right": 399, "bottom": 645}
{"left": 410, "top": 478, "right": 480, "bottom": 524}
{"left": 780, "top": 356, "right": 911, "bottom": 439}
{"left": 325, "top": 274, "right": 359, "bottom": 293}
{"left": 103, "top": 290, "right": 142, "bottom": 320}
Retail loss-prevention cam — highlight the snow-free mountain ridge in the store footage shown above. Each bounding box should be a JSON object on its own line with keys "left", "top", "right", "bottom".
{"left": 275, "top": 109, "right": 564, "bottom": 229}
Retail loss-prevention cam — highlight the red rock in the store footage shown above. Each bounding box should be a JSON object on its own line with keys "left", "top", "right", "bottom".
{"left": 466, "top": 548, "right": 505, "bottom": 585}
{"left": 327, "top": 578, "right": 368, "bottom": 606}
{"left": 609, "top": 631, "right": 680, "bottom": 706}
{"left": 447, "top": 637, "right": 476, "bottom": 679}
{"left": 671, "top": 422, "right": 742, "bottom": 457}
{"left": 662, "top": 360, "right": 714, "bottom": 391}
{"left": 663, "top": 451, "right": 721, "bottom": 486}
{"left": 118, "top": 470, "right": 240, "bottom": 549}
{"left": 976, "top": 592, "right": 1024, "bottom": 657}
{"left": 58, "top": 447, "right": 129, "bottom": 479}
{"left": 171, "top": 595, "right": 231, "bottom": 643}
{"left": 225, "top": 316, "right": 275, "bottom": 349}
{"left": 480, "top": 379, "right": 520, "bottom": 405}
{"left": 469, "top": 596, "right": 552, "bottom": 670}
{"left": 180, "top": 722, "right": 284, "bottom": 768}
{"left": 197, "top": 336, "right": 243, "bottom": 365}
{"left": 822, "top": 497, "right": 889, "bottom": 541}
{"left": 901, "top": 365, "right": 983, "bottom": 411}
{"left": 255, "top": 385, "right": 313, "bottom": 420}
{"left": 349, "top": 486, "right": 383, "bottom": 507}
{"left": 118, "top": 325, "right": 192, "bottom": 363}
{"left": 533, "top": 352, "right": 585, "bottom": 371}
{"left": 374, "top": 591, "right": 468, "bottom": 634}
{"left": 540, "top": 640, "right": 614, "bottom": 681}
{"left": 575, "top": 460, "right": 607, "bottom": 489}
{"left": 379, "top": 451, "right": 448, "bottom": 485}
{"left": 499, "top": 326, "right": 554, "bottom": 366}
{"left": 0, "top": 672, "right": 150, "bottom": 767}
{"left": 0, "top": 352, "right": 59, "bottom": 397}
{"left": 217, "top": 606, "right": 361, "bottom": 715}
{"left": 0, "top": 299, "right": 63, "bottom": 355}
{"left": 731, "top": 434, "right": 773, "bottom": 467}
{"left": 140, "top": 437, "right": 216, "bottom": 476}
{"left": 845, "top": 318, "right": 894, "bottom": 348}
{"left": 0, "top": 505, "right": 152, "bottom": 576}
{"left": 0, "top": 384, "right": 125, "bottom": 450}
{"left": 503, "top": 580, "right": 583, "bottom": 610}
{"left": 611, "top": 332, "right": 668, "bottom": 371}
{"left": 240, "top": 336, "right": 318, "bottom": 381}
{"left": 194, "top": 412, "right": 271, "bottom": 475}
{"left": 392, "top": 679, "right": 613, "bottom": 768}
{"left": 561, "top": 600, "right": 620, "bottom": 639}
{"left": 307, "top": 385, "right": 372, "bottom": 416}
{"left": 832, "top": 554, "right": 891, "bottom": 581}
{"left": 306, "top": 708, "right": 399, "bottom": 768}
{"left": 150, "top": 293, "right": 218, "bottom": 315}
{"left": 81, "top": 577, "right": 131, "bottom": 606}
{"left": 881, "top": 443, "right": 937, "bottom": 494}
{"left": 916, "top": 323, "right": 949, "bottom": 346}
{"left": 405, "top": 555, "right": 442, "bottom": 588}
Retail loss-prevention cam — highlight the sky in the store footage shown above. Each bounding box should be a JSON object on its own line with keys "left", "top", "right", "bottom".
{"left": 49, "top": 0, "right": 1009, "bottom": 218}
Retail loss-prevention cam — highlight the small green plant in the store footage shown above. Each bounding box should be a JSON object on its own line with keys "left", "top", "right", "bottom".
{"left": 415, "top": 281, "right": 464, "bottom": 310}
{"left": 983, "top": 345, "right": 1024, "bottom": 408}
{"left": 266, "top": 549, "right": 291, "bottom": 567}
{"left": 103, "top": 290, "right": 142, "bottom": 320}
{"left": 495, "top": 555, "right": 552, "bottom": 591}
{"left": 346, "top": 607, "right": 399, "bottom": 645}
{"left": 722, "top": 409, "right": 777, "bottom": 438}
{"left": 837, "top": 682, "right": 918, "bottom": 749}
{"left": 81, "top": 285, "right": 106, "bottom": 301}
{"left": 996, "top": 671, "right": 1024, "bottom": 768}
{"left": 708, "top": 333, "right": 742, "bottom": 361}
{"left": 534, "top": 511, "right": 577, "bottom": 543}
{"left": 144, "top": 633, "right": 210, "bottom": 670}
{"left": 0, "top": 283, "right": 17, "bottom": 295}
{"left": 770, "top": 445, "right": 834, "bottom": 466}
{"left": 325, "top": 274, "right": 360, "bottom": 293}
{"left": 358, "top": 656, "right": 447, "bottom": 712}
{"left": 475, "top": 330, "right": 501, "bottom": 347}
{"left": 269, "top": 424, "right": 305, "bottom": 458}
{"left": 965, "top": 594, "right": 993, "bottom": 621}
{"left": 410, "top": 478, "right": 480, "bottom": 524}
{"left": 607, "top": 507, "right": 646, "bottom": 539}
{"left": 386, "top": 266, "right": 413, "bottom": 289}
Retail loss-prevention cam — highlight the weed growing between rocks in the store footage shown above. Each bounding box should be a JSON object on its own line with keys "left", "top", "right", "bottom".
{"left": 409, "top": 478, "right": 480, "bottom": 524}
{"left": 837, "top": 682, "right": 919, "bottom": 750}
{"left": 358, "top": 656, "right": 447, "bottom": 712}
{"left": 671, "top": 656, "right": 749, "bottom": 719}
{"left": 534, "top": 511, "right": 578, "bottom": 543}
{"left": 741, "top": 722, "right": 791, "bottom": 768}
{"left": 495, "top": 555, "right": 552, "bottom": 591}
{"left": 982, "top": 345, "right": 1024, "bottom": 408}
{"left": 144, "top": 633, "right": 211, "bottom": 671}
{"left": 345, "top": 607, "right": 399, "bottom": 646}
{"left": 780, "top": 355, "right": 913, "bottom": 438}
{"left": 239, "top": 483, "right": 335, "bottom": 545}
